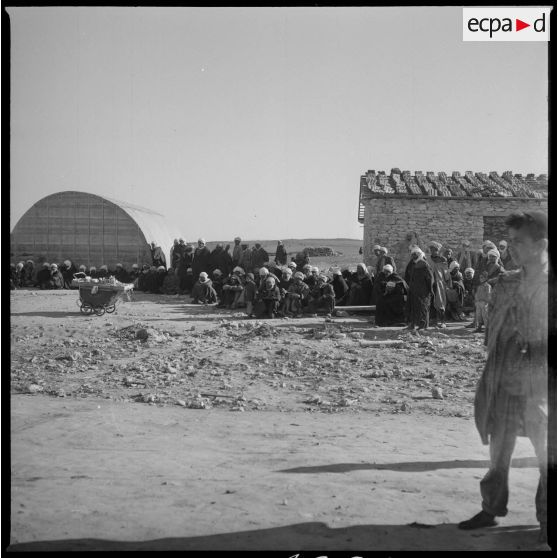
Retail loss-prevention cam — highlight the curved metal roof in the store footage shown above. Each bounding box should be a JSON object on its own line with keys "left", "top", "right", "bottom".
{"left": 11, "top": 191, "right": 182, "bottom": 265}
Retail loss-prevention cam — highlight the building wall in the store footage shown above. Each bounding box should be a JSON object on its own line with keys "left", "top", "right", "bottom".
{"left": 10, "top": 191, "right": 152, "bottom": 268}
{"left": 362, "top": 196, "right": 548, "bottom": 271}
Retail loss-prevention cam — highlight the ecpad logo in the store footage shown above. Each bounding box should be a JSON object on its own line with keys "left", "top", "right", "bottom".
{"left": 463, "top": 8, "right": 551, "bottom": 42}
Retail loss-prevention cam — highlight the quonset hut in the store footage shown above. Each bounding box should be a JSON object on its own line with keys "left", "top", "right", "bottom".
{"left": 358, "top": 169, "right": 548, "bottom": 270}
{"left": 10, "top": 191, "right": 179, "bottom": 269}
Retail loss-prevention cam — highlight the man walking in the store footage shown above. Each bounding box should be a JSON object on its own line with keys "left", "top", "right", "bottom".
{"left": 458, "top": 211, "right": 551, "bottom": 549}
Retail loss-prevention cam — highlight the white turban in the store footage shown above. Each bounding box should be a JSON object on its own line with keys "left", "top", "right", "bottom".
{"left": 382, "top": 264, "right": 394, "bottom": 274}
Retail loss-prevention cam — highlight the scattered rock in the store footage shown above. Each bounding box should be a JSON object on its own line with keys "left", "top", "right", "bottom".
{"left": 431, "top": 387, "right": 444, "bottom": 400}
{"left": 27, "top": 384, "right": 43, "bottom": 394}
{"left": 136, "top": 329, "right": 149, "bottom": 341}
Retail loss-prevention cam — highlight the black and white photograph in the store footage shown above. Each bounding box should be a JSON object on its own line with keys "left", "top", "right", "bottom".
{"left": 6, "top": 5, "right": 554, "bottom": 552}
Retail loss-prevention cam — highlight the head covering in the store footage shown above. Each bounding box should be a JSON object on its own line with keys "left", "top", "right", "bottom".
{"left": 357, "top": 262, "right": 369, "bottom": 275}
{"left": 246, "top": 272, "right": 254, "bottom": 280}
{"left": 379, "top": 246, "right": 388, "bottom": 254}
{"left": 233, "top": 266, "right": 245, "bottom": 275}
{"left": 265, "top": 275, "right": 276, "bottom": 284}
{"left": 234, "top": 236, "right": 241, "bottom": 242}
{"left": 294, "top": 271, "right": 304, "bottom": 280}
{"left": 43, "top": 262, "right": 50, "bottom": 268}
{"left": 410, "top": 246, "right": 425, "bottom": 258}
{"left": 50, "top": 263, "right": 58, "bottom": 270}
{"left": 498, "top": 240, "right": 508, "bottom": 248}
{"left": 64, "top": 260, "right": 71, "bottom": 267}
{"left": 100, "top": 265, "right": 108, "bottom": 271}
{"left": 16, "top": 262, "right": 24, "bottom": 270}
{"left": 464, "top": 267, "right": 474, "bottom": 275}
{"left": 448, "top": 261, "right": 460, "bottom": 272}
{"left": 373, "top": 244, "right": 381, "bottom": 251}
{"left": 382, "top": 264, "right": 394, "bottom": 274}
{"left": 186, "top": 267, "right": 193, "bottom": 273}
{"left": 302, "top": 264, "right": 312, "bottom": 272}
{"left": 199, "top": 272, "right": 209, "bottom": 282}
{"left": 79, "top": 265, "right": 86, "bottom": 271}
{"left": 157, "top": 266, "right": 166, "bottom": 271}
{"left": 282, "top": 268, "right": 293, "bottom": 276}
{"left": 487, "top": 249, "right": 500, "bottom": 259}
{"left": 116, "top": 263, "right": 123, "bottom": 268}
{"left": 311, "top": 266, "right": 319, "bottom": 273}
{"left": 132, "top": 264, "right": 139, "bottom": 269}
{"left": 259, "top": 267, "right": 269, "bottom": 276}
{"left": 318, "top": 274, "right": 328, "bottom": 282}
{"left": 333, "top": 268, "right": 342, "bottom": 276}
{"left": 482, "top": 240, "right": 496, "bottom": 249}
{"left": 89, "top": 266, "right": 96, "bottom": 271}
{"left": 288, "top": 261, "right": 297, "bottom": 269}
{"left": 198, "top": 238, "right": 206, "bottom": 244}
{"left": 213, "top": 269, "right": 222, "bottom": 276}
{"left": 428, "top": 241, "right": 442, "bottom": 250}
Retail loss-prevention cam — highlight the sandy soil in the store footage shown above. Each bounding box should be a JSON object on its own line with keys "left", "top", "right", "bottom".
{"left": 8, "top": 289, "right": 548, "bottom": 551}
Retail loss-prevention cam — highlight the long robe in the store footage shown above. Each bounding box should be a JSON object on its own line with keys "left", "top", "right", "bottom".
{"left": 191, "top": 246, "right": 211, "bottom": 278}
{"left": 375, "top": 272, "right": 408, "bottom": 326}
{"left": 474, "top": 266, "right": 549, "bottom": 444}
{"left": 332, "top": 275, "right": 349, "bottom": 305}
{"left": 407, "top": 259, "right": 435, "bottom": 328}
{"left": 349, "top": 272, "right": 373, "bottom": 305}
{"left": 275, "top": 244, "right": 288, "bottom": 266}
{"left": 427, "top": 254, "right": 449, "bottom": 312}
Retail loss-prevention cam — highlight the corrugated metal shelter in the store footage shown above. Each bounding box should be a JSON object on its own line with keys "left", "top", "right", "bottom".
{"left": 10, "top": 191, "right": 180, "bottom": 268}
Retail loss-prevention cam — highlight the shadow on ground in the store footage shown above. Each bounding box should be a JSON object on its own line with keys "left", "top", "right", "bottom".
{"left": 277, "top": 456, "right": 539, "bottom": 474}
{"left": 10, "top": 311, "right": 85, "bottom": 318}
{"left": 6, "top": 522, "right": 541, "bottom": 551}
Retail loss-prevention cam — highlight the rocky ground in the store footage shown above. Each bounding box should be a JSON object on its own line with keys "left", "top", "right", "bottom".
{"left": 11, "top": 290, "right": 486, "bottom": 416}
{"left": 8, "top": 289, "right": 549, "bottom": 552}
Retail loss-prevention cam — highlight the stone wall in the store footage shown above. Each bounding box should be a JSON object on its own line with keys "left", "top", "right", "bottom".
{"left": 362, "top": 196, "right": 548, "bottom": 271}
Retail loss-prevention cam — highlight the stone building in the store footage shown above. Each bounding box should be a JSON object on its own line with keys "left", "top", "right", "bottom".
{"left": 358, "top": 169, "right": 548, "bottom": 271}
{"left": 10, "top": 191, "right": 180, "bottom": 268}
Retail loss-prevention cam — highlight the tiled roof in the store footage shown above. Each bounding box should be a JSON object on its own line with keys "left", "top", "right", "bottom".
{"left": 358, "top": 169, "right": 547, "bottom": 222}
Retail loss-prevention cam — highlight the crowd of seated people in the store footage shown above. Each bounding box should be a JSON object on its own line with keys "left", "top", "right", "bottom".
{"left": 10, "top": 235, "right": 519, "bottom": 330}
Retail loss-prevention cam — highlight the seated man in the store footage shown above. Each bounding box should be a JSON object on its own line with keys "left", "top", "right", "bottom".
{"left": 375, "top": 264, "right": 408, "bottom": 326}
{"left": 254, "top": 275, "right": 281, "bottom": 319}
{"left": 221, "top": 268, "right": 246, "bottom": 309}
{"left": 284, "top": 272, "right": 310, "bottom": 317}
{"left": 114, "top": 263, "right": 131, "bottom": 283}
{"left": 211, "top": 269, "right": 225, "bottom": 302}
{"left": 48, "top": 264, "right": 64, "bottom": 290}
{"left": 36, "top": 263, "right": 51, "bottom": 289}
{"left": 191, "top": 272, "right": 217, "bottom": 304}
{"left": 306, "top": 274, "right": 336, "bottom": 317}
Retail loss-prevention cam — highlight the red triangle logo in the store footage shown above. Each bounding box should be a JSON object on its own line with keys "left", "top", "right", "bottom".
{"left": 516, "top": 19, "right": 530, "bottom": 31}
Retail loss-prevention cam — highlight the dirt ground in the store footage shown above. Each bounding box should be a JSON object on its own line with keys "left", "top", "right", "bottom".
{"left": 8, "top": 289, "right": 549, "bottom": 551}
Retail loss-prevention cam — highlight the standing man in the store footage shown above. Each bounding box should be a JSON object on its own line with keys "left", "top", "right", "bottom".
{"left": 458, "top": 211, "right": 551, "bottom": 549}
{"left": 427, "top": 241, "right": 450, "bottom": 328}
{"left": 191, "top": 238, "right": 211, "bottom": 278}
{"left": 232, "top": 236, "right": 243, "bottom": 268}
{"left": 456, "top": 240, "right": 477, "bottom": 273}
{"left": 150, "top": 242, "right": 167, "bottom": 269}
{"left": 275, "top": 240, "right": 288, "bottom": 266}
{"left": 498, "top": 240, "right": 518, "bottom": 271}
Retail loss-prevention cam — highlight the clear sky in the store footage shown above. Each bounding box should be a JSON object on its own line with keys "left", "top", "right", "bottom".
{"left": 8, "top": 6, "right": 549, "bottom": 241}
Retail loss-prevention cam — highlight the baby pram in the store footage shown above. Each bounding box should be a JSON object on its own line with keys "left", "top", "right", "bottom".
{"left": 72, "top": 275, "right": 134, "bottom": 316}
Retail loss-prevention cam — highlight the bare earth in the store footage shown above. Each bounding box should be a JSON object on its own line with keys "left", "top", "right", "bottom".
{"left": 8, "top": 289, "right": 546, "bottom": 551}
